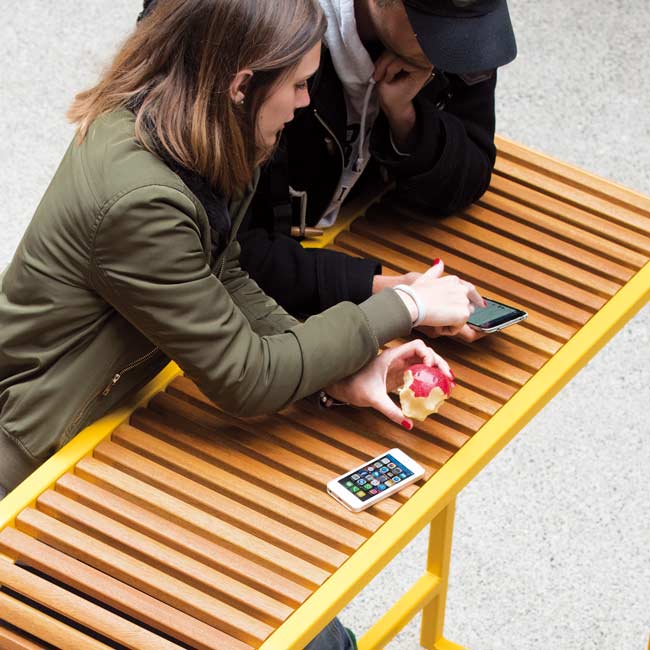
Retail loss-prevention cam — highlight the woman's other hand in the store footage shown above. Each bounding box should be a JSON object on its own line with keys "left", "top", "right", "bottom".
{"left": 324, "top": 339, "right": 451, "bottom": 429}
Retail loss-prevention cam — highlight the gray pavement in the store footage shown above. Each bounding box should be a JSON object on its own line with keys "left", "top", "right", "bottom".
{"left": 1, "top": 2, "right": 649, "bottom": 649}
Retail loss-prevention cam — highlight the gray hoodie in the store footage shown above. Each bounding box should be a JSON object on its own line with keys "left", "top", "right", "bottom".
{"left": 317, "top": 0, "right": 380, "bottom": 226}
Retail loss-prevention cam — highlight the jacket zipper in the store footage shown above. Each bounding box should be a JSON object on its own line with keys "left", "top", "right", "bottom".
{"left": 313, "top": 109, "right": 346, "bottom": 217}
{"left": 101, "top": 347, "right": 160, "bottom": 397}
{"left": 61, "top": 347, "right": 160, "bottom": 445}
{"left": 217, "top": 256, "right": 226, "bottom": 280}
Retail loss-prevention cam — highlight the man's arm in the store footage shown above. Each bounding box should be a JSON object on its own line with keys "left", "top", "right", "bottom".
{"left": 371, "top": 71, "right": 497, "bottom": 216}
{"left": 237, "top": 227, "right": 381, "bottom": 316}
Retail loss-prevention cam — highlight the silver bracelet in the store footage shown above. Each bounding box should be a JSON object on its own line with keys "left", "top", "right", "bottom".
{"left": 394, "top": 284, "right": 426, "bottom": 328}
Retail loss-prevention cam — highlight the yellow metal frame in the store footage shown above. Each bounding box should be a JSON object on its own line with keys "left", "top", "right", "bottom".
{"left": 300, "top": 208, "right": 364, "bottom": 250}
{"left": 258, "top": 261, "right": 650, "bottom": 650}
{"left": 1, "top": 190, "right": 648, "bottom": 649}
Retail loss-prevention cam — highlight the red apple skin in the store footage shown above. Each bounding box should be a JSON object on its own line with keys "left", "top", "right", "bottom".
{"left": 407, "top": 364, "right": 455, "bottom": 398}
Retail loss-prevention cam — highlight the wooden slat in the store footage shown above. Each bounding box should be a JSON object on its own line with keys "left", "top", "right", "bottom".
{"left": 494, "top": 136, "right": 650, "bottom": 213}
{"left": 54, "top": 473, "right": 310, "bottom": 605}
{"left": 0, "top": 527, "right": 237, "bottom": 650}
{"left": 34, "top": 489, "right": 292, "bottom": 624}
{"left": 73, "top": 455, "right": 329, "bottom": 587}
{"left": 462, "top": 203, "right": 634, "bottom": 283}
{"left": 14, "top": 508, "right": 268, "bottom": 647}
{"left": 338, "top": 229, "right": 591, "bottom": 332}
{"left": 355, "top": 213, "right": 605, "bottom": 314}
{"left": 91, "top": 440, "right": 348, "bottom": 570}
{"left": 151, "top": 388, "right": 405, "bottom": 517}
{"left": 0, "top": 560, "right": 187, "bottom": 650}
{"left": 489, "top": 174, "right": 650, "bottom": 255}
{"left": 128, "top": 405, "right": 386, "bottom": 534}
{"left": 494, "top": 156, "right": 650, "bottom": 236}
{"left": 0, "top": 622, "right": 52, "bottom": 650}
{"left": 109, "top": 424, "right": 367, "bottom": 552}
{"left": 0, "top": 591, "right": 114, "bottom": 650}
{"left": 478, "top": 190, "right": 648, "bottom": 269}
{"left": 427, "top": 213, "right": 621, "bottom": 296}
{"left": 364, "top": 208, "right": 616, "bottom": 305}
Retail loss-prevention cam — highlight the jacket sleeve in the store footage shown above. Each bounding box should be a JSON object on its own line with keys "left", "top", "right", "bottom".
{"left": 238, "top": 227, "right": 381, "bottom": 317}
{"left": 218, "top": 238, "right": 300, "bottom": 336}
{"left": 90, "top": 186, "right": 411, "bottom": 417}
{"left": 370, "top": 71, "right": 497, "bottom": 217}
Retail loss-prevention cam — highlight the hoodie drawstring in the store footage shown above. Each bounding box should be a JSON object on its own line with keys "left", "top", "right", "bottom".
{"left": 355, "top": 77, "right": 376, "bottom": 173}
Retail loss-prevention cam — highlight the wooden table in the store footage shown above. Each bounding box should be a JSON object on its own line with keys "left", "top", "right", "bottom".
{"left": 1, "top": 136, "right": 649, "bottom": 650}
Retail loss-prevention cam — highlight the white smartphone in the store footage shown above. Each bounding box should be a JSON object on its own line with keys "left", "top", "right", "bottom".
{"left": 327, "top": 448, "right": 426, "bottom": 512}
{"left": 468, "top": 297, "right": 528, "bottom": 333}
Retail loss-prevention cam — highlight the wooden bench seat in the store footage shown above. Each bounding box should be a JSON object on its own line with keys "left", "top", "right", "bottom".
{"left": 1, "top": 136, "right": 649, "bottom": 650}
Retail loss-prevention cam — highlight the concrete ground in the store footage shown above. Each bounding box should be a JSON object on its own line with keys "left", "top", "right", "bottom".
{"left": 1, "top": 2, "right": 648, "bottom": 649}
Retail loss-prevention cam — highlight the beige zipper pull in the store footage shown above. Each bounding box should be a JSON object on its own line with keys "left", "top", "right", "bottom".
{"left": 102, "top": 373, "right": 121, "bottom": 397}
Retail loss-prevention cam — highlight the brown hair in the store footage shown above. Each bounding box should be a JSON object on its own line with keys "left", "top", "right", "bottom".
{"left": 68, "top": 0, "right": 326, "bottom": 197}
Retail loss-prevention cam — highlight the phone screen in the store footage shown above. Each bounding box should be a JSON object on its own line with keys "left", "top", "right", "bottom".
{"left": 338, "top": 453, "right": 414, "bottom": 503}
{"left": 468, "top": 298, "right": 526, "bottom": 330}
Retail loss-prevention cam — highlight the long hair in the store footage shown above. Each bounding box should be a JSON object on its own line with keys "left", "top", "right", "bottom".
{"left": 68, "top": 0, "right": 326, "bottom": 197}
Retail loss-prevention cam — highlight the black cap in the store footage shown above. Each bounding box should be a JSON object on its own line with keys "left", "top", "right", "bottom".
{"left": 403, "top": 0, "right": 517, "bottom": 74}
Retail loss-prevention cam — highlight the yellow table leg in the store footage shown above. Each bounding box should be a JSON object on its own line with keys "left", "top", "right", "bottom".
{"left": 357, "top": 572, "right": 441, "bottom": 650}
{"left": 420, "top": 499, "right": 466, "bottom": 650}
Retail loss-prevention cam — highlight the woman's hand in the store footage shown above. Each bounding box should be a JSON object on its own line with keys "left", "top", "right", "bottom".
{"left": 324, "top": 339, "right": 451, "bottom": 429}
{"left": 394, "top": 259, "right": 484, "bottom": 329}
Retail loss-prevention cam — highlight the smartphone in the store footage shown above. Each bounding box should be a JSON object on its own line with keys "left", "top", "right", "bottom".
{"left": 468, "top": 297, "right": 528, "bottom": 333}
{"left": 327, "top": 448, "right": 425, "bottom": 512}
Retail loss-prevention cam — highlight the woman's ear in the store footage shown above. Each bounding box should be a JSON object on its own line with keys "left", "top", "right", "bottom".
{"left": 230, "top": 69, "right": 253, "bottom": 105}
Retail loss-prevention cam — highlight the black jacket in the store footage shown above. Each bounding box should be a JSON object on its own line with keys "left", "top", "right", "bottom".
{"left": 239, "top": 48, "right": 497, "bottom": 317}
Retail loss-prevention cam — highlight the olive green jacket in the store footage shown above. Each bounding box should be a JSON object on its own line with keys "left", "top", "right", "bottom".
{"left": 0, "top": 110, "right": 411, "bottom": 490}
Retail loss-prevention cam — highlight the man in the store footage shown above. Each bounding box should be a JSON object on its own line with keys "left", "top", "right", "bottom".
{"left": 238, "top": 0, "right": 517, "bottom": 319}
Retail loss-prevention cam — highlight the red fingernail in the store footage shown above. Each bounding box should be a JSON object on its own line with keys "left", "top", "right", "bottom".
{"left": 401, "top": 419, "right": 413, "bottom": 430}
{"left": 433, "top": 258, "right": 441, "bottom": 265}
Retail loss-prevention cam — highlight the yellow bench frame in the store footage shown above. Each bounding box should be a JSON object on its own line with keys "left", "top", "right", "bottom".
{"left": 2, "top": 137, "right": 649, "bottom": 650}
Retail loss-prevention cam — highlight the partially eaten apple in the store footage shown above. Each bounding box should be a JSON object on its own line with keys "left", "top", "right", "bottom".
{"left": 398, "top": 364, "right": 455, "bottom": 422}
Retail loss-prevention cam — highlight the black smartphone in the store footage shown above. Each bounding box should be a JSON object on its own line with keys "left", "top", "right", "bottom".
{"left": 468, "top": 298, "right": 528, "bottom": 333}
